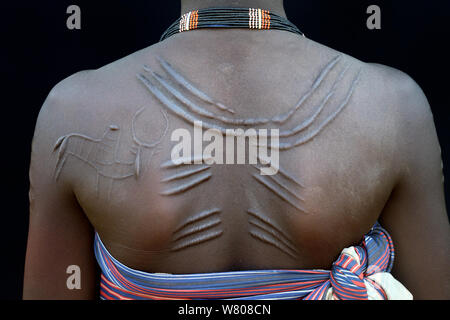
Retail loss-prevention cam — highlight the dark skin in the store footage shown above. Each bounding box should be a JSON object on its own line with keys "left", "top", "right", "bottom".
{"left": 24, "top": 0, "right": 450, "bottom": 299}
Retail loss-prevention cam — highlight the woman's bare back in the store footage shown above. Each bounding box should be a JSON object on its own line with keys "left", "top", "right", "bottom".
{"left": 50, "top": 30, "right": 398, "bottom": 273}
{"left": 25, "top": 27, "right": 449, "bottom": 299}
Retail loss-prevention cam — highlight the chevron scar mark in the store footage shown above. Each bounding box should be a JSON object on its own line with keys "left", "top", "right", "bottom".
{"left": 144, "top": 66, "right": 269, "bottom": 126}
{"left": 160, "top": 155, "right": 213, "bottom": 196}
{"left": 138, "top": 73, "right": 247, "bottom": 136}
{"left": 160, "top": 154, "right": 213, "bottom": 196}
{"left": 160, "top": 172, "right": 212, "bottom": 196}
{"left": 272, "top": 69, "right": 363, "bottom": 150}
{"left": 138, "top": 55, "right": 342, "bottom": 132}
{"left": 138, "top": 55, "right": 342, "bottom": 131}
{"left": 252, "top": 165, "right": 304, "bottom": 201}
{"left": 247, "top": 209, "right": 299, "bottom": 259}
{"left": 137, "top": 57, "right": 363, "bottom": 205}
{"left": 277, "top": 64, "right": 351, "bottom": 138}
{"left": 253, "top": 157, "right": 307, "bottom": 213}
{"left": 272, "top": 55, "right": 342, "bottom": 124}
{"left": 161, "top": 165, "right": 211, "bottom": 183}
{"left": 137, "top": 55, "right": 359, "bottom": 151}
{"left": 160, "top": 155, "right": 213, "bottom": 169}
{"left": 252, "top": 172, "right": 307, "bottom": 213}
{"left": 257, "top": 156, "right": 305, "bottom": 188}
{"left": 171, "top": 208, "right": 223, "bottom": 251}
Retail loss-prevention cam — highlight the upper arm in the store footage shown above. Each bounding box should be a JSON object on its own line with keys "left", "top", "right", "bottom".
{"left": 23, "top": 75, "right": 98, "bottom": 300}
{"left": 379, "top": 70, "right": 450, "bottom": 299}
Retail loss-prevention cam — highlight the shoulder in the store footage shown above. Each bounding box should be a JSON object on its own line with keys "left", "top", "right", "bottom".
{"left": 34, "top": 44, "right": 161, "bottom": 140}
{"left": 302, "top": 38, "right": 429, "bottom": 115}
{"left": 307, "top": 38, "right": 428, "bottom": 111}
{"left": 311, "top": 40, "right": 438, "bottom": 168}
{"left": 362, "top": 63, "right": 441, "bottom": 179}
{"left": 33, "top": 69, "right": 97, "bottom": 152}
{"left": 328, "top": 50, "right": 434, "bottom": 137}
{"left": 364, "top": 63, "right": 431, "bottom": 122}
{"left": 317, "top": 40, "right": 432, "bottom": 135}
{"left": 32, "top": 46, "right": 151, "bottom": 161}
{"left": 34, "top": 70, "right": 94, "bottom": 142}
{"left": 363, "top": 63, "right": 435, "bottom": 151}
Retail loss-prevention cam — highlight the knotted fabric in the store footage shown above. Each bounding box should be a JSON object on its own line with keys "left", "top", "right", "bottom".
{"left": 94, "top": 223, "right": 412, "bottom": 300}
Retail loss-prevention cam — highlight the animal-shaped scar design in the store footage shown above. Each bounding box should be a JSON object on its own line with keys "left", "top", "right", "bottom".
{"left": 51, "top": 56, "right": 363, "bottom": 256}
{"left": 53, "top": 107, "right": 169, "bottom": 196}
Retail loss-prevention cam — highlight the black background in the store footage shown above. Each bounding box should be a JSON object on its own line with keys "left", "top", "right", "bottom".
{"left": 2, "top": 0, "right": 449, "bottom": 300}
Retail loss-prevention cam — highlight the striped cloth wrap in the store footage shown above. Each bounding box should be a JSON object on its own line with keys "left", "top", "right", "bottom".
{"left": 94, "top": 223, "right": 412, "bottom": 300}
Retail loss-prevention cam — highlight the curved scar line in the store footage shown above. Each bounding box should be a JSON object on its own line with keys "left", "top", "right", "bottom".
{"left": 138, "top": 55, "right": 348, "bottom": 144}
{"left": 144, "top": 66, "right": 269, "bottom": 126}
{"left": 249, "top": 231, "right": 298, "bottom": 259}
{"left": 173, "top": 218, "right": 222, "bottom": 242}
{"left": 160, "top": 172, "right": 212, "bottom": 196}
{"left": 156, "top": 56, "right": 236, "bottom": 114}
{"left": 160, "top": 156, "right": 214, "bottom": 169}
{"left": 277, "top": 63, "right": 350, "bottom": 138}
{"left": 265, "top": 68, "right": 363, "bottom": 150}
{"left": 161, "top": 165, "right": 211, "bottom": 182}
{"left": 132, "top": 106, "right": 169, "bottom": 148}
{"left": 251, "top": 165, "right": 305, "bottom": 201}
{"left": 65, "top": 152, "right": 135, "bottom": 180}
{"left": 247, "top": 209, "right": 299, "bottom": 258}
{"left": 173, "top": 208, "right": 221, "bottom": 233}
{"left": 156, "top": 55, "right": 341, "bottom": 125}
{"left": 138, "top": 73, "right": 243, "bottom": 136}
{"left": 252, "top": 173, "right": 308, "bottom": 213}
{"left": 170, "top": 207, "right": 223, "bottom": 252}
{"left": 171, "top": 230, "right": 224, "bottom": 252}
{"left": 273, "top": 54, "right": 342, "bottom": 124}
{"left": 256, "top": 156, "right": 305, "bottom": 188}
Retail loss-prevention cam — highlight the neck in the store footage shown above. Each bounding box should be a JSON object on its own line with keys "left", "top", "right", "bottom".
{"left": 181, "top": 0, "right": 287, "bottom": 18}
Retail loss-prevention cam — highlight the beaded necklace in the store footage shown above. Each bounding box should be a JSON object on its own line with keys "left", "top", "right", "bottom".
{"left": 160, "top": 7, "right": 304, "bottom": 41}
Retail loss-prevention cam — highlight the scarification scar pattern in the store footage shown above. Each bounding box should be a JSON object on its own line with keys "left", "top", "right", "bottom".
{"left": 52, "top": 55, "right": 363, "bottom": 256}
{"left": 53, "top": 107, "right": 169, "bottom": 197}
{"left": 137, "top": 56, "right": 362, "bottom": 254}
